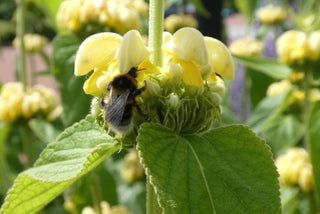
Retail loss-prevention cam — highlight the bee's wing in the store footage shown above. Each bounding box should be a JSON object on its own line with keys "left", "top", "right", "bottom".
{"left": 106, "top": 89, "right": 130, "bottom": 126}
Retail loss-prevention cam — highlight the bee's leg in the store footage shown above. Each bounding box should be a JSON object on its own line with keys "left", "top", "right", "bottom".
{"left": 133, "top": 102, "right": 149, "bottom": 120}
{"left": 100, "top": 97, "right": 106, "bottom": 107}
{"left": 106, "top": 82, "right": 111, "bottom": 91}
{"left": 132, "top": 81, "right": 147, "bottom": 97}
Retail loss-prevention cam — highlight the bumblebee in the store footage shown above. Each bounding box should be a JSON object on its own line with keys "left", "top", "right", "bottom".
{"left": 101, "top": 67, "right": 148, "bottom": 134}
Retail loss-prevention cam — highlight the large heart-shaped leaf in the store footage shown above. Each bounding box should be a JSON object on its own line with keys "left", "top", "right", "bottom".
{"left": 137, "top": 123, "right": 281, "bottom": 214}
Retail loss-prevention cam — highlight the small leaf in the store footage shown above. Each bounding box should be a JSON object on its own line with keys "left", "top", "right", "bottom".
{"left": 0, "top": 116, "right": 120, "bottom": 214}
{"left": 233, "top": 54, "right": 292, "bottom": 79}
{"left": 137, "top": 123, "right": 281, "bottom": 214}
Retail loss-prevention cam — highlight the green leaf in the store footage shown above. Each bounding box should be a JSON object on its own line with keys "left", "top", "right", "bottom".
{"left": 263, "top": 115, "right": 304, "bottom": 157}
{"left": 248, "top": 91, "right": 292, "bottom": 133}
{"left": 52, "top": 34, "right": 92, "bottom": 127}
{"left": 188, "top": 0, "right": 210, "bottom": 17}
{"left": 233, "top": 55, "right": 292, "bottom": 79}
{"left": 234, "top": 0, "right": 258, "bottom": 24}
{"left": 0, "top": 116, "right": 120, "bottom": 214}
{"left": 137, "top": 123, "right": 281, "bottom": 214}
{"left": 28, "top": 118, "right": 63, "bottom": 144}
{"left": 308, "top": 102, "right": 320, "bottom": 204}
{"left": 32, "top": 0, "right": 63, "bottom": 29}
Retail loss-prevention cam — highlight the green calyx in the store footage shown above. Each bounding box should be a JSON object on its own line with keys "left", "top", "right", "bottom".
{"left": 142, "top": 80, "right": 223, "bottom": 135}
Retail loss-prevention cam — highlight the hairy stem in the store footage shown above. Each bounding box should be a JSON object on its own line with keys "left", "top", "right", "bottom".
{"left": 148, "top": 0, "right": 164, "bottom": 67}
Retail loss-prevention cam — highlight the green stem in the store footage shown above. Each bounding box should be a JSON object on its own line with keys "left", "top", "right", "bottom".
{"left": 20, "top": 124, "right": 35, "bottom": 168}
{"left": 90, "top": 177, "right": 102, "bottom": 214}
{"left": 146, "top": 176, "right": 162, "bottom": 214}
{"left": 148, "top": 0, "right": 164, "bottom": 67}
{"left": 303, "top": 69, "right": 312, "bottom": 149}
{"left": 16, "top": 0, "right": 27, "bottom": 88}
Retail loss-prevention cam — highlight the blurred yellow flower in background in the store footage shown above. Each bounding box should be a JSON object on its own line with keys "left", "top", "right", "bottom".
{"left": 57, "top": 0, "right": 147, "bottom": 34}
{"left": 13, "top": 34, "right": 48, "bottom": 53}
{"left": 164, "top": 14, "right": 198, "bottom": 33}
{"left": 229, "top": 37, "right": 264, "bottom": 57}
{"left": 276, "top": 30, "right": 320, "bottom": 65}
{"left": 256, "top": 4, "right": 287, "bottom": 24}
{"left": 276, "top": 147, "right": 314, "bottom": 193}
{"left": 0, "top": 82, "right": 62, "bottom": 123}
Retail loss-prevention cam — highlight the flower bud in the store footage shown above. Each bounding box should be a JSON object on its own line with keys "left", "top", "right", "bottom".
{"left": 167, "top": 93, "right": 180, "bottom": 109}
{"left": 64, "top": 199, "right": 76, "bottom": 212}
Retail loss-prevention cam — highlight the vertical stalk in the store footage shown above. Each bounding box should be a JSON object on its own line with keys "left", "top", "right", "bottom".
{"left": 303, "top": 69, "right": 312, "bottom": 149}
{"left": 91, "top": 177, "right": 102, "bottom": 214}
{"left": 147, "top": 1, "right": 164, "bottom": 213}
{"left": 148, "top": 0, "right": 164, "bottom": 67}
{"left": 16, "top": 0, "right": 27, "bottom": 88}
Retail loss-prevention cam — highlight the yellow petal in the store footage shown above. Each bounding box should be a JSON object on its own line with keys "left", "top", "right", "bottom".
{"left": 163, "top": 27, "right": 208, "bottom": 66}
{"left": 180, "top": 61, "right": 203, "bottom": 87}
{"left": 205, "top": 37, "right": 234, "bottom": 80}
{"left": 118, "top": 30, "right": 151, "bottom": 74}
{"left": 83, "top": 65, "right": 116, "bottom": 97}
{"left": 75, "top": 32, "right": 122, "bottom": 76}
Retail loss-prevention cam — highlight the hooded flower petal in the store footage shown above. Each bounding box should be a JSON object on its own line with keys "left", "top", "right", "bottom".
{"left": 118, "top": 30, "right": 151, "bottom": 74}
{"left": 75, "top": 32, "right": 122, "bottom": 76}
{"left": 163, "top": 27, "right": 208, "bottom": 66}
{"left": 180, "top": 61, "right": 203, "bottom": 87}
{"left": 205, "top": 37, "right": 234, "bottom": 80}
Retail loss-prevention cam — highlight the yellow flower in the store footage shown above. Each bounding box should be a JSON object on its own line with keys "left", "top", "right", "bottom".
{"left": 276, "top": 147, "right": 314, "bottom": 193}
{"left": 266, "top": 80, "right": 291, "bottom": 97}
{"left": 13, "top": 34, "right": 48, "bottom": 53}
{"left": 256, "top": 4, "right": 287, "bottom": 24}
{"left": 276, "top": 30, "right": 308, "bottom": 64}
{"left": 164, "top": 14, "right": 198, "bottom": 33}
{"left": 0, "top": 82, "right": 24, "bottom": 123}
{"left": 307, "top": 30, "right": 320, "bottom": 61}
{"left": 229, "top": 37, "right": 264, "bottom": 57}
{"left": 75, "top": 30, "right": 159, "bottom": 97}
{"left": 162, "top": 27, "right": 234, "bottom": 87}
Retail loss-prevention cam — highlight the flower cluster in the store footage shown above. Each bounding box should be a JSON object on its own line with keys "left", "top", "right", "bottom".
{"left": 0, "top": 82, "right": 62, "bottom": 123}
{"left": 164, "top": 14, "right": 198, "bottom": 33}
{"left": 276, "top": 147, "right": 314, "bottom": 193}
{"left": 81, "top": 201, "right": 131, "bottom": 214}
{"left": 121, "top": 150, "right": 145, "bottom": 183}
{"left": 276, "top": 30, "right": 320, "bottom": 66}
{"left": 57, "top": 0, "right": 147, "bottom": 35}
{"left": 229, "top": 37, "right": 264, "bottom": 57}
{"left": 75, "top": 27, "right": 234, "bottom": 143}
{"left": 256, "top": 4, "right": 287, "bottom": 25}
{"left": 12, "top": 34, "right": 48, "bottom": 53}
{"left": 266, "top": 80, "right": 320, "bottom": 104}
